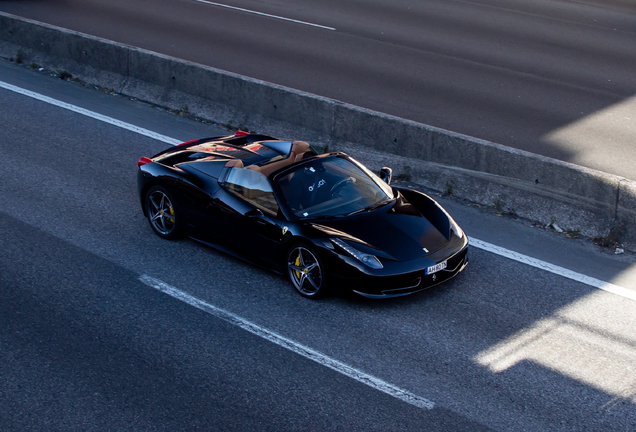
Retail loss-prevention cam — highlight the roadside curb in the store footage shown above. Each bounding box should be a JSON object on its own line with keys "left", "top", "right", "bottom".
{"left": 1, "top": 12, "right": 633, "bottom": 250}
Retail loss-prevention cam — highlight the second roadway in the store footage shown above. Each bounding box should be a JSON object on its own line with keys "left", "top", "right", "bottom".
{"left": 0, "top": 0, "right": 634, "bottom": 179}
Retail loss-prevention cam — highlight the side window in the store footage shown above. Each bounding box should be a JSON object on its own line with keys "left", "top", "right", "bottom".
{"left": 223, "top": 168, "right": 280, "bottom": 215}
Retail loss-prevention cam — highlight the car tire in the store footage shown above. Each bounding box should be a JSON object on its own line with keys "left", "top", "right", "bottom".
{"left": 286, "top": 244, "right": 328, "bottom": 299}
{"left": 145, "top": 185, "right": 181, "bottom": 239}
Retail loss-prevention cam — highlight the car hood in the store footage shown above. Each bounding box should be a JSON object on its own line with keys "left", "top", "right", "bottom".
{"left": 310, "top": 195, "right": 449, "bottom": 261}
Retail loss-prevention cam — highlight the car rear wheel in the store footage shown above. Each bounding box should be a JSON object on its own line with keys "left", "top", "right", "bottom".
{"left": 286, "top": 244, "right": 327, "bottom": 299}
{"left": 145, "top": 185, "right": 180, "bottom": 239}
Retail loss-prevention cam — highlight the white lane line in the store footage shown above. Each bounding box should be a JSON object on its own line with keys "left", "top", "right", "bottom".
{"left": 471, "top": 238, "right": 636, "bottom": 302}
{"left": 139, "top": 274, "right": 435, "bottom": 410}
{"left": 0, "top": 80, "right": 182, "bottom": 146}
{"left": 4, "top": 80, "right": 633, "bottom": 301}
{"left": 192, "top": 0, "right": 336, "bottom": 31}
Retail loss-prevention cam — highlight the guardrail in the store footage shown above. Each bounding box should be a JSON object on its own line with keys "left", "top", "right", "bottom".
{"left": 1, "top": 12, "right": 634, "bottom": 250}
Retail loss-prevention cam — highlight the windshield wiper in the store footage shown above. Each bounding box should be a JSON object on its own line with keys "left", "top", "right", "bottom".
{"left": 347, "top": 198, "right": 394, "bottom": 216}
{"left": 306, "top": 214, "right": 347, "bottom": 220}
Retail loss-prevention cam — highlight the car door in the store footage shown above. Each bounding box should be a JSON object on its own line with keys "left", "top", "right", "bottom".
{"left": 209, "top": 168, "right": 287, "bottom": 269}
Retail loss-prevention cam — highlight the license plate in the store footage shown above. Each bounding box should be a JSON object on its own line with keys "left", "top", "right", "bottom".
{"left": 426, "top": 260, "right": 447, "bottom": 275}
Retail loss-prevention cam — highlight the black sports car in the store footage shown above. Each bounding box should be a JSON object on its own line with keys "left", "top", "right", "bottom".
{"left": 137, "top": 132, "right": 468, "bottom": 299}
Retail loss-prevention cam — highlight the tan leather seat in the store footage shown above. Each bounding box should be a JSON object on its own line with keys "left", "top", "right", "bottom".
{"left": 257, "top": 141, "right": 311, "bottom": 176}
{"left": 224, "top": 159, "right": 244, "bottom": 168}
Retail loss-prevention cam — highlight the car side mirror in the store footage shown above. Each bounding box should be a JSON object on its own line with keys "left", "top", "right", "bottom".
{"left": 380, "top": 167, "right": 392, "bottom": 185}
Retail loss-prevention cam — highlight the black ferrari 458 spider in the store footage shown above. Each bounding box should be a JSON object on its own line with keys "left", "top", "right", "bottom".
{"left": 137, "top": 132, "right": 468, "bottom": 299}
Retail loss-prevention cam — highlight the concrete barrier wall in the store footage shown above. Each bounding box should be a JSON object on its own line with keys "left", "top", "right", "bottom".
{"left": 619, "top": 181, "right": 636, "bottom": 247}
{"left": 1, "top": 12, "right": 634, "bottom": 249}
{"left": 331, "top": 105, "right": 623, "bottom": 207}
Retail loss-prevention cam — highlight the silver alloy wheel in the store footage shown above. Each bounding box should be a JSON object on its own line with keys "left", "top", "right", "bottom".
{"left": 287, "top": 246, "right": 323, "bottom": 296}
{"left": 148, "top": 190, "right": 176, "bottom": 235}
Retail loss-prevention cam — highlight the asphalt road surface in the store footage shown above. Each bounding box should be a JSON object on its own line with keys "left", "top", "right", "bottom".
{"left": 1, "top": 0, "right": 635, "bottom": 180}
{"left": 1, "top": 61, "right": 636, "bottom": 430}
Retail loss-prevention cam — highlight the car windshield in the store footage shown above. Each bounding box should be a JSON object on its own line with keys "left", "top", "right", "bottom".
{"left": 273, "top": 155, "right": 394, "bottom": 220}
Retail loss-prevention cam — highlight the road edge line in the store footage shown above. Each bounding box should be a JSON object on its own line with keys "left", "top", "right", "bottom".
{"left": 470, "top": 238, "right": 636, "bottom": 302}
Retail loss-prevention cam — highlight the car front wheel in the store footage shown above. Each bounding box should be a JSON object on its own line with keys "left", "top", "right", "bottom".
{"left": 286, "top": 244, "right": 327, "bottom": 299}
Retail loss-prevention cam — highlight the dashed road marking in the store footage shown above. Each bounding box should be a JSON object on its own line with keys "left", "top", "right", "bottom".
{"left": 192, "top": 0, "right": 336, "bottom": 31}
{"left": 139, "top": 274, "right": 435, "bottom": 410}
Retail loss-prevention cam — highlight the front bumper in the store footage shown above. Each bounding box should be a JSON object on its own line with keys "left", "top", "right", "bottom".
{"left": 326, "top": 238, "right": 469, "bottom": 298}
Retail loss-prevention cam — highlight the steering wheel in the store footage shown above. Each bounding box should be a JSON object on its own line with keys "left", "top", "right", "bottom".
{"left": 330, "top": 177, "right": 356, "bottom": 197}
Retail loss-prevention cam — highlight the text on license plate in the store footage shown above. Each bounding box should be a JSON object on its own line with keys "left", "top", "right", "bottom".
{"left": 426, "top": 260, "right": 447, "bottom": 275}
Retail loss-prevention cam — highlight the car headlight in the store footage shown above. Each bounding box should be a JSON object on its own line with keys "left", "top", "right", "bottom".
{"left": 331, "top": 238, "right": 383, "bottom": 269}
{"left": 450, "top": 218, "right": 464, "bottom": 239}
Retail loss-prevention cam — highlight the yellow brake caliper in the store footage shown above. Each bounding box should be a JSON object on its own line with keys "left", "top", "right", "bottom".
{"left": 294, "top": 253, "right": 301, "bottom": 279}
{"left": 169, "top": 206, "right": 175, "bottom": 223}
